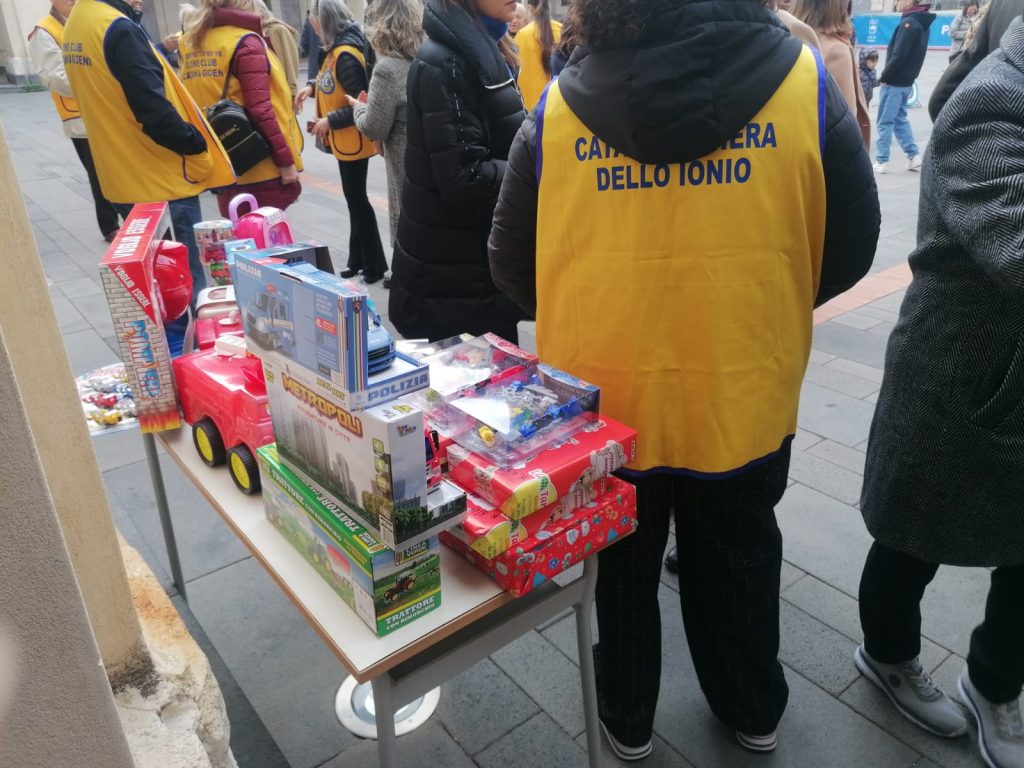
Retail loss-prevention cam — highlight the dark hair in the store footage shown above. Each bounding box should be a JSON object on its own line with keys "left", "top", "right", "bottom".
{"left": 553, "top": 19, "right": 575, "bottom": 62}
{"left": 568, "top": 0, "right": 675, "bottom": 49}
{"left": 528, "top": 0, "right": 554, "bottom": 75}
{"left": 442, "top": 0, "right": 520, "bottom": 69}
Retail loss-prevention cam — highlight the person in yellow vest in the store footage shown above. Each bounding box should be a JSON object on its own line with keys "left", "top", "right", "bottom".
{"left": 179, "top": 0, "right": 304, "bottom": 216}
{"left": 489, "top": 0, "right": 880, "bottom": 759}
{"left": 294, "top": 0, "right": 388, "bottom": 283}
{"left": 515, "top": 0, "right": 560, "bottom": 111}
{"left": 27, "top": 0, "right": 121, "bottom": 242}
{"left": 63, "top": 0, "right": 234, "bottom": 299}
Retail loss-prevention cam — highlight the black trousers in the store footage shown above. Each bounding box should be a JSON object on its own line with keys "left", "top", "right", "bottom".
{"left": 71, "top": 137, "right": 120, "bottom": 237}
{"left": 336, "top": 158, "right": 388, "bottom": 280}
{"left": 596, "top": 444, "right": 792, "bottom": 743}
{"left": 860, "top": 541, "right": 1024, "bottom": 704}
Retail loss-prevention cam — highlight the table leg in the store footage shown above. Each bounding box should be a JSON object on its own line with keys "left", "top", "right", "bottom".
{"left": 576, "top": 557, "right": 602, "bottom": 768}
{"left": 372, "top": 675, "right": 398, "bottom": 768}
{"left": 142, "top": 433, "right": 187, "bottom": 602}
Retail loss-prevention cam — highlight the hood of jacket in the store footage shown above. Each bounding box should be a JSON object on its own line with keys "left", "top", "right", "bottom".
{"left": 212, "top": 8, "right": 262, "bottom": 34}
{"left": 331, "top": 20, "right": 368, "bottom": 52}
{"left": 557, "top": 0, "right": 803, "bottom": 165}
{"left": 264, "top": 16, "right": 298, "bottom": 41}
{"left": 423, "top": 0, "right": 513, "bottom": 86}
{"left": 901, "top": 6, "right": 937, "bottom": 28}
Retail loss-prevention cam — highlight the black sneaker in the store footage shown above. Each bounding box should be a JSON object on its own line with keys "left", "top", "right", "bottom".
{"left": 339, "top": 268, "right": 358, "bottom": 278}
{"left": 665, "top": 546, "right": 679, "bottom": 574}
{"left": 736, "top": 730, "right": 778, "bottom": 753}
{"left": 600, "top": 720, "right": 653, "bottom": 761}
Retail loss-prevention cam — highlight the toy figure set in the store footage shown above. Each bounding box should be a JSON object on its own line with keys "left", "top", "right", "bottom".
{"left": 77, "top": 363, "right": 138, "bottom": 432}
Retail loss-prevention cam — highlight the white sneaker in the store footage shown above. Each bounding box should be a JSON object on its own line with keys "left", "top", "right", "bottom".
{"left": 958, "top": 671, "right": 1024, "bottom": 768}
{"left": 873, "top": 162, "right": 889, "bottom": 174}
{"left": 854, "top": 645, "right": 968, "bottom": 737}
{"left": 599, "top": 719, "right": 653, "bottom": 762}
{"left": 907, "top": 155, "right": 923, "bottom": 171}
{"left": 736, "top": 730, "right": 778, "bottom": 753}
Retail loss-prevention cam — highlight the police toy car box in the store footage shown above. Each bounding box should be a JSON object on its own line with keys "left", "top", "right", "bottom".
{"left": 258, "top": 444, "right": 441, "bottom": 636}
{"left": 261, "top": 353, "right": 468, "bottom": 550}
{"left": 98, "top": 202, "right": 181, "bottom": 432}
{"left": 232, "top": 252, "right": 428, "bottom": 410}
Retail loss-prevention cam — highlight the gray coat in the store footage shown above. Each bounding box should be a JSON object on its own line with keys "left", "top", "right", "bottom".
{"left": 351, "top": 55, "right": 410, "bottom": 245}
{"left": 861, "top": 20, "right": 1024, "bottom": 567}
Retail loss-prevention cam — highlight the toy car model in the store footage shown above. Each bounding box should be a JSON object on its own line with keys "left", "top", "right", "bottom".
{"left": 86, "top": 392, "right": 119, "bottom": 409}
{"left": 173, "top": 338, "right": 275, "bottom": 494}
{"left": 384, "top": 574, "right": 416, "bottom": 603}
{"left": 91, "top": 409, "right": 123, "bottom": 426}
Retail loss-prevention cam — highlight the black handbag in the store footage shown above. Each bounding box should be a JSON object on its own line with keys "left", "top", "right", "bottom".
{"left": 205, "top": 70, "right": 271, "bottom": 176}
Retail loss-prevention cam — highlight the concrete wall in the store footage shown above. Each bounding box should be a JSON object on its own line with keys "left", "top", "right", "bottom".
{"left": 0, "top": 325, "right": 137, "bottom": 768}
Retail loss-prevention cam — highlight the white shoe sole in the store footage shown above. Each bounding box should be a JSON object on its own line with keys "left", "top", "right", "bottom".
{"left": 736, "top": 730, "right": 778, "bottom": 753}
{"left": 958, "top": 676, "right": 1001, "bottom": 768}
{"left": 854, "top": 647, "right": 968, "bottom": 739}
{"left": 599, "top": 720, "right": 653, "bottom": 762}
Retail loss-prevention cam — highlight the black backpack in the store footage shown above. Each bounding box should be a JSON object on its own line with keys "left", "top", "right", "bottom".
{"left": 205, "top": 69, "right": 271, "bottom": 176}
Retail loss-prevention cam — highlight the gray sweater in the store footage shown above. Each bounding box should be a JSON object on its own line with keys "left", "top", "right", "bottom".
{"left": 352, "top": 55, "right": 410, "bottom": 245}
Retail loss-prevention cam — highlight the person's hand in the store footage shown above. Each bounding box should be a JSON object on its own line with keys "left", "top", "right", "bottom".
{"left": 280, "top": 164, "right": 299, "bottom": 185}
{"left": 312, "top": 118, "right": 330, "bottom": 138}
{"left": 345, "top": 94, "right": 360, "bottom": 108}
{"left": 161, "top": 34, "right": 179, "bottom": 52}
{"left": 294, "top": 84, "right": 313, "bottom": 112}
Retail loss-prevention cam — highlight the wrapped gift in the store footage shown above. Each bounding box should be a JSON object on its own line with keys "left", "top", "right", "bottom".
{"left": 441, "top": 477, "right": 637, "bottom": 596}
{"left": 445, "top": 417, "right": 637, "bottom": 520}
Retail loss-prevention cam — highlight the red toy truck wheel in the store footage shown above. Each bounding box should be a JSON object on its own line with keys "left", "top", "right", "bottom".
{"left": 228, "top": 445, "right": 260, "bottom": 495}
{"left": 194, "top": 418, "right": 226, "bottom": 467}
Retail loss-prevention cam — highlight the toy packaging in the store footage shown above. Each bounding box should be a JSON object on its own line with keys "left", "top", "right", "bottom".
{"left": 194, "top": 220, "right": 235, "bottom": 287}
{"left": 98, "top": 202, "right": 182, "bottom": 432}
{"left": 76, "top": 363, "right": 138, "bottom": 433}
{"left": 445, "top": 417, "right": 636, "bottom": 520}
{"left": 446, "top": 365, "right": 601, "bottom": 468}
{"left": 232, "top": 253, "right": 427, "bottom": 409}
{"left": 415, "top": 334, "right": 538, "bottom": 399}
{"left": 258, "top": 444, "right": 442, "bottom": 636}
{"left": 262, "top": 355, "right": 467, "bottom": 550}
{"left": 441, "top": 477, "right": 638, "bottom": 597}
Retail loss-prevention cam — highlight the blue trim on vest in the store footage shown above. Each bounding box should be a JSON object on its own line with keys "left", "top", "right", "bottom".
{"left": 534, "top": 80, "right": 554, "bottom": 183}
{"left": 616, "top": 435, "right": 794, "bottom": 481}
{"left": 810, "top": 45, "right": 827, "bottom": 156}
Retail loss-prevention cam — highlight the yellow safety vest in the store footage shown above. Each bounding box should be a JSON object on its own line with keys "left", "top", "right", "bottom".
{"left": 516, "top": 19, "right": 561, "bottom": 113}
{"left": 315, "top": 44, "right": 375, "bottom": 162}
{"left": 63, "top": 0, "right": 234, "bottom": 204}
{"left": 34, "top": 14, "right": 81, "bottom": 122}
{"left": 535, "top": 46, "right": 828, "bottom": 475}
{"left": 179, "top": 25, "right": 304, "bottom": 185}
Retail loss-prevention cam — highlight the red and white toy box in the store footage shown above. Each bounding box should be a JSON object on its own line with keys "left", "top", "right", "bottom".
{"left": 98, "top": 203, "right": 181, "bottom": 432}
{"left": 441, "top": 477, "right": 638, "bottom": 597}
{"left": 445, "top": 417, "right": 638, "bottom": 521}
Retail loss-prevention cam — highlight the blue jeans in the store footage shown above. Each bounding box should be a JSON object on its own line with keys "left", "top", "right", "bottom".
{"left": 115, "top": 196, "right": 206, "bottom": 301}
{"left": 875, "top": 85, "right": 919, "bottom": 164}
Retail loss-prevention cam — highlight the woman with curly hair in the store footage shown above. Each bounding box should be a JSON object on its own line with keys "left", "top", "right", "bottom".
{"left": 345, "top": 0, "right": 423, "bottom": 257}
{"left": 490, "top": 0, "right": 879, "bottom": 758}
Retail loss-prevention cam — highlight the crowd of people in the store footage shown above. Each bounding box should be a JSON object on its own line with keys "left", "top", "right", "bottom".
{"left": 26, "top": 0, "right": 1024, "bottom": 765}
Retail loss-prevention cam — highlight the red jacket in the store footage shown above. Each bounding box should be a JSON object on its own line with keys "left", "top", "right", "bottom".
{"left": 213, "top": 8, "right": 293, "bottom": 167}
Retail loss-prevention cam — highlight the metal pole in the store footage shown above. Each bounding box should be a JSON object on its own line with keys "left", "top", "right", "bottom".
{"left": 142, "top": 433, "right": 188, "bottom": 601}
{"left": 372, "top": 674, "right": 398, "bottom": 768}
{"left": 576, "top": 557, "right": 602, "bottom": 768}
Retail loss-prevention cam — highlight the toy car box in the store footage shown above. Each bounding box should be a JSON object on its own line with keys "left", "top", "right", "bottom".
{"left": 262, "top": 355, "right": 467, "bottom": 549}
{"left": 441, "top": 477, "right": 638, "bottom": 597}
{"left": 232, "top": 253, "right": 427, "bottom": 410}
{"left": 98, "top": 202, "right": 181, "bottom": 432}
{"left": 258, "top": 444, "right": 441, "bottom": 636}
{"left": 445, "top": 417, "right": 637, "bottom": 520}
{"left": 446, "top": 365, "right": 601, "bottom": 468}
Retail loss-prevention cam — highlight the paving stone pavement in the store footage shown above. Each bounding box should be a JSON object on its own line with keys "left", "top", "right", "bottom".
{"left": 0, "top": 49, "right": 993, "bottom": 768}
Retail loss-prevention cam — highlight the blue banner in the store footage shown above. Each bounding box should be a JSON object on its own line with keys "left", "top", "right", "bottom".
{"left": 853, "top": 11, "right": 959, "bottom": 49}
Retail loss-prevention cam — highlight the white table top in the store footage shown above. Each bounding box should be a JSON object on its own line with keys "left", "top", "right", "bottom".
{"left": 157, "top": 428, "right": 512, "bottom": 683}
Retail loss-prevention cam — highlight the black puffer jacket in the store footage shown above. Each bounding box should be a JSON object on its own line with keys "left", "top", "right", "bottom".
{"left": 489, "top": 0, "right": 879, "bottom": 318}
{"left": 388, "top": 0, "right": 527, "bottom": 342}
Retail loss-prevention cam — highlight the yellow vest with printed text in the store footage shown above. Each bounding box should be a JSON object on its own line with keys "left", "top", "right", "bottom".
{"left": 535, "top": 46, "right": 828, "bottom": 475}
{"left": 178, "top": 25, "right": 304, "bottom": 185}
{"left": 315, "top": 44, "right": 376, "bottom": 162}
{"left": 62, "top": 0, "right": 234, "bottom": 204}
{"left": 35, "top": 14, "right": 80, "bottom": 122}
{"left": 516, "top": 19, "right": 561, "bottom": 112}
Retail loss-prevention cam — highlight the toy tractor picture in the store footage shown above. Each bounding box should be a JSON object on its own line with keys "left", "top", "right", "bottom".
{"left": 384, "top": 574, "right": 416, "bottom": 603}
{"left": 244, "top": 286, "right": 294, "bottom": 352}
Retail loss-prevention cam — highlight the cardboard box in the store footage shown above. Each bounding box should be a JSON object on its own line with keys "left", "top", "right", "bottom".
{"left": 262, "top": 355, "right": 467, "bottom": 549}
{"left": 445, "top": 417, "right": 638, "bottom": 520}
{"left": 441, "top": 477, "right": 638, "bottom": 596}
{"left": 232, "top": 254, "right": 426, "bottom": 407}
{"left": 258, "top": 445, "right": 441, "bottom": 635}
{"left": 98, "top": 203, "right": 181, "bottom": 432}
